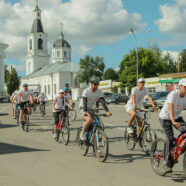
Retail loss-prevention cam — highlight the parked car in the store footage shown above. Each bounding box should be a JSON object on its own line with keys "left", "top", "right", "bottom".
{"left": 155, "top": 96, "right": 167, "bottom": 109}
{"left": 0, "top": 95, "right": 11, "bottom": 103}
{"left": 106, "top": 94, "right": 129, "bottom": 104}
{"left": 143, "top": 91, "right": 169, "bottom": 109}
{"left": 103, "top": 92, "right": 113, "bottom": 99}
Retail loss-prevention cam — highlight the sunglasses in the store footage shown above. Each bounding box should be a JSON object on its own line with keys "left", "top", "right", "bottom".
{"left": 94, "top": 83, "right": 99, "bottom": 86}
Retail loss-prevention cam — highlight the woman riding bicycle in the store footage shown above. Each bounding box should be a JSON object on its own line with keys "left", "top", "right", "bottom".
{"left": 159, "top": 78, "right": 186, "bottom": 173}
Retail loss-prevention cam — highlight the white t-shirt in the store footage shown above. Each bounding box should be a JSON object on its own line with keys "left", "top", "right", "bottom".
{"left": 64, "top": 93, "right": 71, "bottom": 105}
{"left": 53, "top": 96, "right": 65, "bottom": 112}
{"left": 126, "top": 87, "right": 149, "bottom": 108}
{"left": 20, "top": 89, "right": 32, "bottom": 102}
{"left": 159, "top": 90, "right": 186, "bottom": 120}
{"left": 39, "top": 94, "right": 47, "bottom": 102}
{"left": 13, "top": 94, "right": 18, "bottom": 104}
{"left": 80, "top": 87, "right": 103, "bottom": 110}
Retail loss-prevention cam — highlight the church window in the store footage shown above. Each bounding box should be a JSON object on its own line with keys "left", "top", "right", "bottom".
{"left": 48, "top": 85, "right": 50, "bottom": 95}
{"left": 64, "top": 51, "right": 67, "bottom": 58}
{"left": 64, "top": 43, "right": 67, "bottom": 47}
{"left": 29, "top": 39, "right": 32, "bottom": 50}
{"left": 57, "top": 51, "right": 60, "bottom": 58}
{"left": 38, "top": 13, "right": 40, "bottom": 17}
{"left": 28, "top": 62, "right": 31, "bottom": 72}
{"left": 38, "top": 38, "right": 43, "bottom": 50}
{"left": 54, "top": 84, "right": 56, "bottom": 95}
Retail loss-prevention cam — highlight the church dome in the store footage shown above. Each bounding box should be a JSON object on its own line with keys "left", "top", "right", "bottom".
{"left": 53, "top": 33, "right": 71, "bottom": 48}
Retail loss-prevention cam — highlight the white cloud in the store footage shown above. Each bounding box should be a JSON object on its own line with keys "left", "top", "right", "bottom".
{"left": 0, "top": 0, "right": 145, "bottom": 73}
{"left": 155, "top": 0, "right": 186, "bottom": 34}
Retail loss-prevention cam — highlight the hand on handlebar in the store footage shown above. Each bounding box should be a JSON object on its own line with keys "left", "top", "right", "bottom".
{"left": 106, "top": 112, "right": 112, "bottom": 117}
{"left": 173, "top": 122, "right": 181, "bottom": 128}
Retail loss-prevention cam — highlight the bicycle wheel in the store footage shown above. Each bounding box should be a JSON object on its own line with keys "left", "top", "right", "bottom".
{"left": 76, "top": 127, "right": 82, "bottom": 144}
{"left": 183, "top": 151, "right": 186, "bottom": 177}
{"left": 94, "top": 129, "right": 109, "bottom": 162}
{"left": 59, "top": 122, "right": 70, "bottom": 145}
{"left": 41, "top": 105, "right": 44, "bottom": 118}
{"left": 142, "top": 127, "right": 157, "bottom": 155}
{"left": 69, "top": 110, "right": 76, "bottom": 122}
{"left": 150, "top": 138, "right": 167, "bottom": 176}
{"left": 124, "top": 127, "right": 135, "bottom": 150}
{"left": 16, "top": 110, "right": 20, "bottom": 124}
{"left": 25, "top": 115, "right": 29, "bottom": 132}
{"left": 99, "top": 120, "right": 105, "bottom": 131}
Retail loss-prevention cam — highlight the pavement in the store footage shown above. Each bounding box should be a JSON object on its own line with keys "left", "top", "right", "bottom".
{"left": 0, "top": 102, "right": 185, "bottom": 186}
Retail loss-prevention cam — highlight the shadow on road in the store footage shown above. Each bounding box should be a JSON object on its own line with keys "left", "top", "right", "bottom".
{"left": 164, "top": 171, "right": 186, "bottom": 183}
{"left": 107, "top": 153, "right": 149, "bottom": 164}
{"left": 0, "top": 124, "right": 17, "bottom": 129}
{"left": 109, "top": 136, "right": 124, "bottom": 143}
{"left": 0, "top": 142, "right": 49, "bottom": 155}
{"left": 0, "top": 113, "right": 9, "bottom": 116}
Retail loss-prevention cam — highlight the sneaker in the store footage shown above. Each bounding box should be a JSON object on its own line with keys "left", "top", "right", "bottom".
{"left": 163, "top": 163, "right": 173, "bottom": 173}
{"left": 127, "top": 126, "right": 134, "bottom": 134}
{"left": 53, "top": 133, "right": 57, "bottom": 139}
{"left": 80, "top": 131, "right": 86, "bottom": 141}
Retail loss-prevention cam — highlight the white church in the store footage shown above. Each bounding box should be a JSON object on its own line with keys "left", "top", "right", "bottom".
{"left": 20, "top": 3, "right": 80, "bottom": 100}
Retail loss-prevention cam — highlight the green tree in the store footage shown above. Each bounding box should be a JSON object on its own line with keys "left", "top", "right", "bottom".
{"left": 4, "top": 65, "right": 10, "bottom": 83}
{"left": 178, "top": 49, "right": 186, "bottom": 72}
{"left": 162, "top": 52, "right": 177, "bottom": 74}
{"left": 103, "top": 68, "right": 118, "bottom": 80}
{"left": 7, "top": 67, "right": 20, "bottom": 95}
{"left": 119, "top": 47, "right": 165, "bottom": 91}
{"left": 76, "top": 55, "right": 105, "bottom": 84}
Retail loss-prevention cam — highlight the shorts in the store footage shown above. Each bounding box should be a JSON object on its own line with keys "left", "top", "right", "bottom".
{"left": 53, "top": 110, "right": 66, "bottom": 125}
{"left": 125, "top": 104, "right": 144, "bottom": 119}
{"left": 40, "top": 101, "right": 46, "bottom": 105}
{"left": 14, "top": 103, "right": 18, "bottom": 110}
{"left": 20, "top": 101, "right": 29, "bottom": 110}
{"left": 79, "top": 108, "right": 96, "bottom": 118}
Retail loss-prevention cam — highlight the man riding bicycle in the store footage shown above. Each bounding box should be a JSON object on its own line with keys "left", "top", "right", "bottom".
{"left": 52, "top": 89, "right": 73, "bottom": 139}
{"left": 64, "top": 88, "right": 73, "bottom": 106}
{"left": 159, "top": 78, "right": 186, "bottom": 173}
{"left": 79, "top": 77, "right": 111, "bottom": 141}
{"left": 18, "top": 84, "right": 33, "bottom": 126}
{"left": 12, "top": 90, "right": 19, "bottom": 119}
{"left": 125, "top": 78, "right": 157, "bottom": 134}
{"left": 37, "top": 91, "right": 48, "bottom": 111}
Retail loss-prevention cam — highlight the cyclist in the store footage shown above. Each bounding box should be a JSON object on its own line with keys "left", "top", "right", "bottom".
{"left": 159, "top": 78, "right": 186, "bottom": 172}
{"left": 11, "top": 90, "right": 17, "bottom": 117}
{"left": 125, "top": 78, "right": 157, "bottom": 134}
{"left": 37, "top": 91, "right": 48, "bottom": 113}
{"left": 64, "top": 88, "right": 73, "bottom": 106}
{"left": 52, "top": 89, "right": 73, "bottom": 139}
{"left": 79, "top": 77, "right": 111, "bottom": 141}
{"left": 12, "top": 90, "right": 19, "bottom": 119}
{"left": 32, "top": 91, "right": 38, "bottom": 109}
{"left": 18, "top": 84, "right": 33, "bottom": 126}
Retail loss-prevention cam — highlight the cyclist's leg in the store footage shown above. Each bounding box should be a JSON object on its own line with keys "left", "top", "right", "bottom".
{"left": 53, "top": 112, "right": 59, "bottom": 135}
{"left": 160, "top": 119, "right": 174, "bottom": 167}
{"left": 80, "top": 115, "right": 92, "bottom": 140}
{"left": 13, "top": 104, "right": 16, "bottom": 118}
{"left": 127, "top": 109, "right": 136, "bottom": 133}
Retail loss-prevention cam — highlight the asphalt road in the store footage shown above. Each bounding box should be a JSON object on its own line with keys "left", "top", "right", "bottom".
{"left": 0, "top": 102, "right": 185, "bottom": 186}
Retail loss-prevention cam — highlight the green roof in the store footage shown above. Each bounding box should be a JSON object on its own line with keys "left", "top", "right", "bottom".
{"left": 159, "top": 79, "right": 181, "bottom": 84}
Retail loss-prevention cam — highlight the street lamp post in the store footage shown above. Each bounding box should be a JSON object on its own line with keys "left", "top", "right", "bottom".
{"left": 129, "top": 28, "right": 151, "bottom": 84}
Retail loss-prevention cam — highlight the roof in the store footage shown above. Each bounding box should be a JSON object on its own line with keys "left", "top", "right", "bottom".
{"left": 53, "top": 33, "right": 71, "bottom": 48}
{"left": 159, "top": 79, "right": 181, "bottom": 84}
{"left": 22, "top": 62, "right": 80, "bottom": 79}
{"left": 31, "top": 19, "right": 44, "bottom": 33}
{"left": 159, "top": 72, "right": 186, "bottom": 79}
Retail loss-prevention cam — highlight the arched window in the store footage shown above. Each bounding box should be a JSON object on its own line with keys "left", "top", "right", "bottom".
{"left": 57, "top": 51, "right": 60, "bottom": 58}
{"left": 64, "top": 51, "right": 67, "bottom": 58}
{"left": 29, "top": 39, "right": 32, "bottom": 50}
{"left": 48, "top": 85, "right": 50, "bottom": 95}
{"left": 44, "top": 85, "right": 47, "bottom": 94}
{"left": 38, "top": 38, "right": 43, "bottom": 50}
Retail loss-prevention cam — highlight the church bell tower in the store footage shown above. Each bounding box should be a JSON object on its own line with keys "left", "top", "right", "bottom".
{"left": 26, "top": 0, "right": 49, "bottom": 75}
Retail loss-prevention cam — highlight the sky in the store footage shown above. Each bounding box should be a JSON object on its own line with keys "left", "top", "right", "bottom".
{"left": 1, "top": 0, "right": 186, "bottom": 77}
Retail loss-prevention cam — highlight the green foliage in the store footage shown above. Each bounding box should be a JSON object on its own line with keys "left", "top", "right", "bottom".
{"left": 103, "top": 68, "right": 118, "bottom": 80}
{"left": 7, "top": 67, "right": 20, "bottom": 95}
{"left": 4, "top": 65, "right": 10, "bottom": 83}
{"left": 162, "top": 52, "right": 177, "bottom": 73}
{"left": 179, "top": 49, "right": 186, "bottom": 72}
{"left": 118, "top": 46, "right": 173, "bottom": 92}
{"left": 76, "top": 55, "right": 105, "bottom": 84}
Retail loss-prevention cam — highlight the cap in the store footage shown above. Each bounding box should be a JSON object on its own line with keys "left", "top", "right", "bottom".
{"left": 59, "top": 89, "right": 64, "bottom": 93}
{"left": 63, "top": 87, "right": 69, "bottom": 92}
{"left": 138, "top": 78, "right": 145, "bottom": 83}
{"left": 23, "top": 83, "right": 28, "bottom": 87}
{"left": 179, "top": 78, "right": 186, "bottom": 86}
{"left": 90, "top": 77, "right": 100, "bottom": 84}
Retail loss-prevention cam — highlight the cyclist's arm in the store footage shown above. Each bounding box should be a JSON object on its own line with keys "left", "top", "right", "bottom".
{"left": 29, "top": 94, "right": 33, "bottom": 104}
{"left": 168, "top": 103, "right": 181, "bottom": 128}
{"left": 18, "top": 93, "right": 21, "bottom": 104}
{"left": 52, "top": 97, "right": 57, "bottom": 110}
{"left": 99, "top": 97, "right": 109, "bottom": 112}
{"left": 132, "top": 94, "right": 137, "bottom": 107}
{"left": 83, "top": 97, "right": 88, "bottom": 113}
{"left": 46, "top": 97, "right": 48, "bottom": 102}
{"left": 147, "top": 95, "right": 156, "bottom": 108}
{"left": 69, "top": 98, "right": 73, "bottom": 105}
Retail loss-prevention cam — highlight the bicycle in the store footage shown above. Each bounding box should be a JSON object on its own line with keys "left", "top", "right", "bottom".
{"left": 33, "top": 102, "right": 37, "bottom": 113}
{"left": 76, "top": 112, "right": 110, "bottom": 162}
{"left": 150, "top": 123, "right": 186, "bottom": 176}
{"left": 55, "top": 111, "right": 70, "bottom": 145}
{"left": 40, "top": 102, "right": 46, "bottom": 118}
{"left": 21, "top": 103, "right": 31, "bottom": 132}
{"left": 124, "top": 109, "right": 157, "bottom": 154}
{"left": 15, "top": 105, "right": 20, "bottom": 125}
